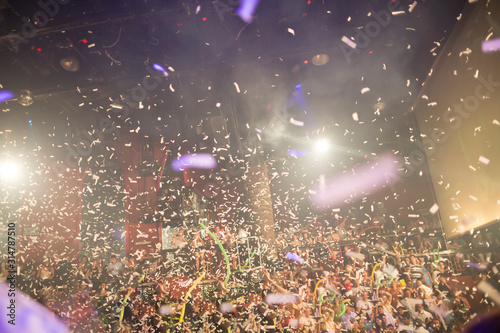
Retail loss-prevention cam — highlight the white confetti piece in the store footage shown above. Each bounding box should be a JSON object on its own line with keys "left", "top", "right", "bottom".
{"left": 429, "top": 203, "right": 439, "bottom": 214}
{"left": 288, "top": 28, "right": 295, "bottom": 36}
{"left": 479, "top": 156, "right": 490, "bottom": 165}
{"left": 361, "top": 87, "right": 370, "bottom": 94}
{"left": 352, "top": 112, "right": 359, "bottom": 121}
{"left": 341, "top": 36, "right": 357, "bottom": 49}
{"left": 234, "top": 82, "right": 241, "bottom": 93}
{"left": 409, "top": 1, "right": 417, "bottom": 12}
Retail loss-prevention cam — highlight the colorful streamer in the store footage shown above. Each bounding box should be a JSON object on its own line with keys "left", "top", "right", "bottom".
{"left": 433, "top": 249, "right": 441, "bottom": 264}
{"left": 178, "top": 271, "right": 206, "bottom": 324}
{"left": 313, "top": 279, "right": 324, "bottom": 304}
{"left": 231, "top": 249, "right": 257, "bottom": 276}
{"left": 119, "top": 275, "right": 145, "bottom": 323}
{"left": 200, "top": 222, "right": 232, "bottom": 284}
{"left": 375, "top": 273, "right": 394, "bottom": 288}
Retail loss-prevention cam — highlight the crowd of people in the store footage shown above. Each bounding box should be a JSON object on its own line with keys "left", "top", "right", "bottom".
{"left": 1, "top": 216, "right": 499, "bottom": 333}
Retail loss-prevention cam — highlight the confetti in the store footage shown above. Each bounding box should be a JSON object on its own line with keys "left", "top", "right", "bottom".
{"left": 478, "top": 156, "right": 490, "bottom": 165}
{"left": 341, "top": 36, "right": 357, "bottom": 49}
{"left": 429, "top": 203, "right": 439, "bottom": 214}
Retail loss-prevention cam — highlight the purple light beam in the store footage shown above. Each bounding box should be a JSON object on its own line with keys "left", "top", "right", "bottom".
{"left": 0, "top": 91, "right": 14, "bottom": 103}
{"left": 482, "top": 38, "right": 500, "bottom": 53}
{"left": 171, "top": 153, "right": 217, "bottom": 172}
{"left": 310, "top": 155, "right": 400, "bottom": 210}
{"left": 236, "top": 0, "right": 260, "bottom": 23}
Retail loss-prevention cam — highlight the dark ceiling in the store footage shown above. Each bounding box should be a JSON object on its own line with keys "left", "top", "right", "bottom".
{"left": 0, "top": 0, "right": 470, "bottom": 163}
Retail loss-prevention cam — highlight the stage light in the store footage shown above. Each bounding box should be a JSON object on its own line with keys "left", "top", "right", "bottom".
{"left": 315, "top": 139, "right": 330, "bottom": 153}
{"left": 18, "top": 90, "right": 34, "bottom": 106}
{"left": 0, "top": 160, "right": 20, "bottom": 182}
{"left": 60, "top": 56, "right": 80, "bottom": 72}
{"left": 311, "top": 54, "right": 329, "bottom": 66}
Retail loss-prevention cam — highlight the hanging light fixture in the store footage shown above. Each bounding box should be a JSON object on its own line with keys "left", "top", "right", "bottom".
{"left": 18, "top": 90, "right": 34, "bottom": 106}
{"left": 60, "top": 56, "right": 80, "bottom": 72}
{"left": 311, "top": 54, "right": 330, "bottom": 66}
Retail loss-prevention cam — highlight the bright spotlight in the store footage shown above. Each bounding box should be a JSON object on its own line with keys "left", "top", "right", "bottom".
{"left": 0, "top": 161, "right": 20, "bottom": 182}
{"left": 315, "top": 139, "right": 330, "bottom": 153}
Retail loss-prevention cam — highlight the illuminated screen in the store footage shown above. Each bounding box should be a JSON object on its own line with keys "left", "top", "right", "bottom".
{"left": 414, "top": 2, "right": 500, "bottom": 238}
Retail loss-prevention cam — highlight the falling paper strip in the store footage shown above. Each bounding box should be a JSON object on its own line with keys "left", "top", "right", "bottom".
{"left": 342, "top": 36, "right": 357, "bottom": 49}
{"left": 482, "top": 37, "right": 500, "bottom": 53}
{"left": 478, "top": 156, "right": 490, "bottom": 165}
{"left": 352, "top": 112, "right": 359, "bottom": 121}
{"left": 288, "top": 28, "right": 295, "bottom": 36}
{"left": 171, "top": 153, "right": 217, "bottom": 172}
{"left": 266, "top": 293, "right": 299, "bottom": 304}
{"left": 429, "top": 203, "right": 439, "bottom": 214}
{"left": 236, "top": 0, "right": 260, "bottom": 23}
{"left": 285, "top": 252, "right": 305, "bottom": 264}
{"left": 361, "top": 87, "right": 370, "bottom": 94}
{"left": 408, "top": 1, "right": 417, "bottom": 12}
